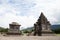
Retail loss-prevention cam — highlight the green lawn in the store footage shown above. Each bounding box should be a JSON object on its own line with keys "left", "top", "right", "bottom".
{"left": 56, "top": 34, "right": 60, "bottom": 36}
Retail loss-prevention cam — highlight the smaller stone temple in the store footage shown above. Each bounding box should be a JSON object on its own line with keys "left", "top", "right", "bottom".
{"left": 7, "top": 22, "right": 21, "bottom": 35}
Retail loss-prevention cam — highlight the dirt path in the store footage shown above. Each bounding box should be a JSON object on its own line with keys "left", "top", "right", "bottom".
{"left": 0, "top": 36, "right": 60, "bottom": 40}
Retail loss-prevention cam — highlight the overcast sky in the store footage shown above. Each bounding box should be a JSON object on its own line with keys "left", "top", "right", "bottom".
{"left": 0, "top": 0, "right": 60, "bottom": 29}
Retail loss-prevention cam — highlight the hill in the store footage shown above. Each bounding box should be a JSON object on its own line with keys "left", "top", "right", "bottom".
{"left": 22, "top": 25, "right": 60, "bottom": 31}
{"left": 51, "top": 25, "right": 60, "bottom": 30}
{"left": 21, "top": 25, "right": 60, "bottom": 34}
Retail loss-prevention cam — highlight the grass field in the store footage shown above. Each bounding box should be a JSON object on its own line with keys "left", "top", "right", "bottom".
{"left": 56, "top": 34, "right": 60, "bottom": 36}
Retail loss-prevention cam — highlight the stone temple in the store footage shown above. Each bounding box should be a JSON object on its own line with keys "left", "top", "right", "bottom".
{"left": 7, "top": 22, "right": 21, "bottom": 35}
{"left": 33, "top": 12, "right": 55, "bottom": 36}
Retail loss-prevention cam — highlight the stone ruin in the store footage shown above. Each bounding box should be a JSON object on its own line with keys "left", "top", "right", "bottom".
{"left": 33, "top": 12, "right": 55, "bottom": 36}
{"left": 7, "top": 22, "right": 21, "bottom": 35}
{"left": 27, "top": 12, "right": 55, "bottom": 36}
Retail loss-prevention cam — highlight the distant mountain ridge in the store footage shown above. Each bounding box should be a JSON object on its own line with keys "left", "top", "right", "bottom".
{"left": 51, "top": 24, "right": 60, "bottom": 30}
{"left": 22, "top": 24, "right": 60, "bottom": 31}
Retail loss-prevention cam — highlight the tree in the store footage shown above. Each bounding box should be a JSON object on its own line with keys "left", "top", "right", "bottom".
{"left": 52, "top": 28, "right": 60, "bottom": 34}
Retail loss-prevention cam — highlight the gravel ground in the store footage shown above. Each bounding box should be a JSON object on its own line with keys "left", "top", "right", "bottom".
{"left": 0, "top": 36, "right": 60, "bottom": 40}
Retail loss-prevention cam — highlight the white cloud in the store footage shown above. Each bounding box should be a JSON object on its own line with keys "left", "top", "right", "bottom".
{"left": 0, "top": 13, "right": 37, "bottom": 29}
{"left": 0, "top": 0, "right": 60, "bottom": 29}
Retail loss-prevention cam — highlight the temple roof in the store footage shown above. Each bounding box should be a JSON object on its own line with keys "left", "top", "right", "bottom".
{"left": 39, "top": 12, "right": 47, "bottom": 19}
{"left": 37, "top": 12, "right": 51, "bottom": 25}
{"left": 38, "top": 12, "right": 47, "bottom": 21}
{"left": 10, "top": 22, "right": 21, "bottom": 26}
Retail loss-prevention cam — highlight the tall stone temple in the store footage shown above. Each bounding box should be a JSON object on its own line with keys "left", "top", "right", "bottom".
{"left": 7, "top": 22, "right": 21, "bottom": 35}
{"left": 33, "top": 12, "right": 55, "bottom": 36}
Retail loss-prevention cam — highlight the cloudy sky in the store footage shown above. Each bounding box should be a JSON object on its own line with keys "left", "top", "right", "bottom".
{"left": 0, "top": 0, "right": 60, "bottom": 29}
